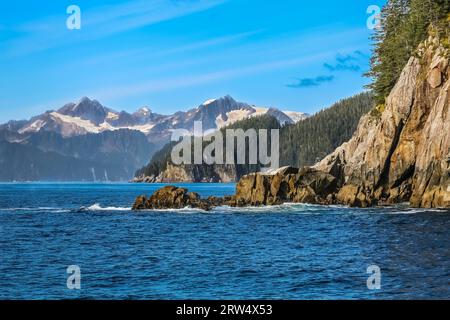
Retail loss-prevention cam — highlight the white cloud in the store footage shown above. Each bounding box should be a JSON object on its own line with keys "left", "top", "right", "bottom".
{"left": 3, "top": 0, "right": 227, "bottom": 56}
{"left": 77, "top": 29, "right": 263, "bottom": 66}
{"left": 90, "top": 50, "right": 337, "bottom": 99}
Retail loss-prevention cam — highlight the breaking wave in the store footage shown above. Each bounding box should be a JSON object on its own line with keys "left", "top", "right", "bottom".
{"left": 81, "top": 204, "right": 131, "bottom": 212}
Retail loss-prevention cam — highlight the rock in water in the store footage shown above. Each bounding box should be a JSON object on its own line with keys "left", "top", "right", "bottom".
{"left": 235, "top": 167, "right": 337, "bottom": 206}
{"left": 132, "top": 167, "right": 338, "bottom": 210}
{"left": 132, "top": 186, "right": 213, "bottom": 211}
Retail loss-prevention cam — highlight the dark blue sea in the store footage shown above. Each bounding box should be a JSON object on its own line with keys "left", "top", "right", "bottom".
{"left": 0, "top": 183, "right": 449, "bottom": 300}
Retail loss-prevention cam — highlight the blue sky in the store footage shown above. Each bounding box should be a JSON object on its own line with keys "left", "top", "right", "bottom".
{"left": 0, "top": 0, "right": 385, "bottom": 122}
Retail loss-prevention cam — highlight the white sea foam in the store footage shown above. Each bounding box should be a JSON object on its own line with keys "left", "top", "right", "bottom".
{"left": 83, "top": 204, "right": 131, "bottom": 211}
{"left": 211, "top": 203, "right": 450, "bottom": 215}
{"left": 138, "top": 206, "right": 208, "bottom": 213}
{"left": 83, "top": 202, "right": 449, "bottom": 215}
{"left": 212, "top": 202, "right": 331, "bottom": 214}
{"left": 83, "top": 204, "right": 207, "bottom": 213}
{"left": 2, "top": 203, "right": 448, "bottom": 215}
{"left": 387, "top": 208, "right": 449, "bottom": 215}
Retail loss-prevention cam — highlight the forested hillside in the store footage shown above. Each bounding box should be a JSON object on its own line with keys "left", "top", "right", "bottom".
{"left": 135, "top": 114, "right": 281, "bottom": 180}
{"left": 135, "top": 92, "right": 374, "bottom": 181}
{"left": 280, "top": 92, "right": 373, "bottom": 167}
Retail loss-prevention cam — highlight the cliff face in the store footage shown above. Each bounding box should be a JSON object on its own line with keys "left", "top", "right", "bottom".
{"left": 133, "top": 36, "right": 449, "bottom": 210}
{"left": 316, "top": 36, "right": 450, "bottom": 208}
{"left": 234, "top": 167, "right": 337, "bottom": 206}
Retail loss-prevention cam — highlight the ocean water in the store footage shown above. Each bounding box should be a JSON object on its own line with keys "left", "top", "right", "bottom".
{"left": 0, "top": 183, "right": 449, "bottom": 300}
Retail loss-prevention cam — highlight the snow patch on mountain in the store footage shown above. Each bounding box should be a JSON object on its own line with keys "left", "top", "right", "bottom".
{"left": 18, "top": 119, "right": 46, "bottom": 134}
{"left": 283, "top": 111, "right": 308, "bottom": 123}
{"left": 106, "top": 112, "right": 119, "bottom": 120}
{"left": 51, "top": 112, "right": 102, "bottom": 134}
{"left": 11, "top": 96, "right": 308, "bottom": 141}
{"left": 202, "top": 99, "right": 217, "bottom": 106}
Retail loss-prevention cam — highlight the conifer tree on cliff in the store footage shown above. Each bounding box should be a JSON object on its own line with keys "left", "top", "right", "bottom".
{"left": 366, "top": 0, "right": 450, "bottom": 105}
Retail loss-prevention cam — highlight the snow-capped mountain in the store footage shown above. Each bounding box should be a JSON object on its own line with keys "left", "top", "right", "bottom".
{"left": 0, "top": 95, "right": 307, "bottom": 181}
{"left": 16, "top": 97, "right": 166, "bottom": 137}
{"left": 12, "top": 96, "right": 307, "bottom": 142}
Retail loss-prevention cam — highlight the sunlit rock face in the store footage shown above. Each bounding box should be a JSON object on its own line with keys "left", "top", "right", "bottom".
{"left": 315, "top": 35, "right": 450, "bottom": 208}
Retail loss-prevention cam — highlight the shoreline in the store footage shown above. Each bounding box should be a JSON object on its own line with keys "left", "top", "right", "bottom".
{"left": 132, "top": 167, "right": 450, "bottom": 211}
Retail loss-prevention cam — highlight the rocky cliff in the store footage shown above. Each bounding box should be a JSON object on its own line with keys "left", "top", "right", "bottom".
{"left": 315, "top": 35, "right": 450, "bottom": 208}
{"left": 133, "top": 35, "right": 450, "bottom": 210}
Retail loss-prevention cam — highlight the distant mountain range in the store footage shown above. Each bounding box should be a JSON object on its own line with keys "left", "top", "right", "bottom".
{"left": 8, "top": 95, "right": 306, "bottom": 142}
{"left": 0, "top": 95, "right": 307, "bottom": 181}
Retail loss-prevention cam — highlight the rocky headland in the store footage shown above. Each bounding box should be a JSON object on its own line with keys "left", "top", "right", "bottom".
{"left": 315, "top": 34, "right": 450, "bottom": 208}
{"left": 133, "top": 35, "right": 450, "bottom": 211}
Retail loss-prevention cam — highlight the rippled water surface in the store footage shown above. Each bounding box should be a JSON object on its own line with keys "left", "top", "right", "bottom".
{"left": 0, "top": 183, "right": 449, "bottom": 299}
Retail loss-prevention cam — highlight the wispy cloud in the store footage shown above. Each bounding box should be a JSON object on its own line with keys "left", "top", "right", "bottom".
{"left": 82, "top": 0, "right": 226, "bottom": 39}
{"left": 286, "top": 75, "right": 335, "bottom": 88}
{"left": 324, "top": 62, "right": 361, "bottom": 72}
{"left": 89, "top": 50, "right": 335, "bottom": 100}
{"left": 3, "top": 0, "right": 227, "bottom": 57}
{"left": 153, "top": 29, "right": 264, "bottom": 56}
{"left": 286, "top": 50, "right": 368, "bottom": 88}
{"left": 323, "top": 51, "right": 367, "bottom": 72}
{"left": 78, "top": 29, "right": 263, "bottom": 66}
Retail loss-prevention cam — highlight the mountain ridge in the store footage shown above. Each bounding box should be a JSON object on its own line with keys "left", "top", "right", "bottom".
{"left": 5, "top": 95, "right": 308, "bottom": 143}
{"left": 0, "top": 95, "right": 307, "bottom": 181}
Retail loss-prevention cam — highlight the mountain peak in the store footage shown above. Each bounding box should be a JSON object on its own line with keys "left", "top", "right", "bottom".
{"left": 202, "top": 95, "right": 237, "bottom": 106}
{"left": 58, "top": 97, "right": 108, "bottom": 125}
{"left": 219, "top": 95, "right": 236, "bottom": 103}
{"left": 74, "top": 96, "right": 103, "bottom": 110}
{"left": 11, "top": 95, "right": 308, "bottom": 142}
{"left": 79, "top": 96, "right": 94, "bottom": 103}
{"left": 202, "top": 98, "right": 217, "bottom": 106}
{"left": 136, "top": 107, "right": 152, "bottom": 115}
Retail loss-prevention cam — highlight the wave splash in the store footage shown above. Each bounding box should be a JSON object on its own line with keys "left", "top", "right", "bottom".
{"left": 2, "top": 203, "right": 448, "bottom": 215}
{"left": 81, "top": 204, "right": 131, "bottom": 212}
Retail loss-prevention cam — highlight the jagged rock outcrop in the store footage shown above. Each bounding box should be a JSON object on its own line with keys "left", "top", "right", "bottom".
{"left": 235, "top": 167, "right": 337, "bottom": 206}
{"left": 132, "top": 185, "right": 239, "bottom": 211}
{"left": 315, "top": 35, "right": 450, "bottom": 208}
{"left": 132, "top": 167, "right": 338, "bottom": 210}
{"left": 133, "top": 186, "right": 211, "bottom": 211}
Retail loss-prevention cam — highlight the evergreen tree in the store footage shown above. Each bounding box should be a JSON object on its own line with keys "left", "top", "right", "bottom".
{"left": 279, "top": 92, "right": 373, "bottom": 167}
{"left": 366, "top": 0, "right": 410, "bottom": 105}
{"left": 366, "top": 0, "right": 450, "bottom": 105}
